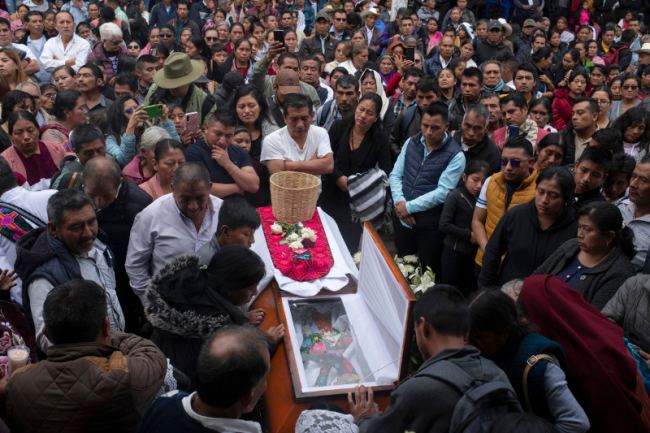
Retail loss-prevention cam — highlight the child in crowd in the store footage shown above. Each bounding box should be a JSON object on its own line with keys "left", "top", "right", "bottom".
{"left": 574, "top": 145, "right": 612, "bottom": 208}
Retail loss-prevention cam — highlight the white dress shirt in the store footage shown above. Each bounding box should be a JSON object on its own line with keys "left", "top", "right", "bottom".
{"left": 125, "top": 193, "right": 223, "bottom": 306}
{"left": 0, "top": 186, "right": 56, "bottom": 306}
{"left": 41, "top": 33, "right": 92, "bottom": 74}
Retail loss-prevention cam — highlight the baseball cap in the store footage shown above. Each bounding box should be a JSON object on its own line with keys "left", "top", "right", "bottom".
{"left": 222, "top": 71, "right": 245, "bottom": 94}
{"left": 275, "top": 69, "right": 301, "bottom": 97}
{"left": 487, "top": 20, "right": 502, "bottom": 31}
{"left": 524, "top": 19, "right": 536, "bottom": 27}
{"left": 315, "top": 9, "right": 331, "bottom": 22}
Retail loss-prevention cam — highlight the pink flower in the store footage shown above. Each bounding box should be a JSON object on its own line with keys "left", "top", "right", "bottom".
{"left": 310, "top": 341, "right": 326, "bottom": 355}
{"left": 0, "top": 332, "right": 12, "bottom": 353}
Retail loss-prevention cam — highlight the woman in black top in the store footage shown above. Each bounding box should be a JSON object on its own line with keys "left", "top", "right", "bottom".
{"left": 321, "top": 93, "right": 393, "bottom": 253}
{"left": 439, "top": 159, "right": 491, "bottom": 296}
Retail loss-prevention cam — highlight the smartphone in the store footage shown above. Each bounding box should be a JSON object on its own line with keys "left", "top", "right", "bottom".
{"left": 185, "top": 112, "right": 199, "bottom": 132}
{"left": 150, "top": 48, "right": 157, "bottom": 57}
{"left": 142, "top": 104, "right": 163, "bottom": 119}
{"left": 273, "top": 29, "right": 285, "bottom": 47}
{"left": 405, "top": 47, "right": 415, "bottom": 63}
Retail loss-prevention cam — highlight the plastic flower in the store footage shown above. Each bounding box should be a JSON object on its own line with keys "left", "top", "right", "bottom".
{"left": 403, "top": 255, "right": 419, "bottom": 264}
{"left": 271, "top": 223, "right": 283, "bottom": 234}
{"left": 289, "top": 241, "right": 304, "bottom": 249}
{"left": 287, "top": 233, "right": 300, "bottom": 243}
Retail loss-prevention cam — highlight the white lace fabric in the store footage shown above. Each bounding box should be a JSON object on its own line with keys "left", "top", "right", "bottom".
{"left": 295, "top": 410, "right": 359, "bottom": 433}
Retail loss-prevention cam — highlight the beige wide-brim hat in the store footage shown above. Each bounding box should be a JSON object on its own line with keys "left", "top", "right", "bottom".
{"left": 153, "top": 52, "right": 205, "bottom": 89}
{"left": 361, "top": 8, "right": 381, "bottom": 18}
{"left": 634, "top": 42, "right": 650, "bottom": 55}
{"left": 498, "top": 18, "right": 513, "bottom": 37}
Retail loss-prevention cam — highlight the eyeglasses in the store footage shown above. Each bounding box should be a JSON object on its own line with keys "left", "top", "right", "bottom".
{"left": 595, "top": 99, "right": 611, "bottom": 106}
{"left": 127, "top": 44, "right": 139, "bottom": 49}
{"left": 624, "top": 85, "right": 639, "bottom": 90}
{"left": 499, "top": 158, "right": 523, "bottom": 168}
{"left": 160, "top": 33, "right": 173, "bottom": 38}
{"left": 205, "top": 36, "right": 218, "bottom": 41}
{"left": 335, "top": 18, "right": 346, "bottom": 21}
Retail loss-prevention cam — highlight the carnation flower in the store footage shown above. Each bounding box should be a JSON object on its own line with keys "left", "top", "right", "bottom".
{"left": 271, "top": 223, "right": 283, "bottom": 234}
{"left": 403, "top": 255, "right": 418, "bottom": 264}
{"left": 289, "top": 241, "right": 304, "bottom": 249}
{"left": 301, "top": 228, "right": 317, "bottom": 242}
{"left": 287, "top": 233, "right": 300, "bottom": 243}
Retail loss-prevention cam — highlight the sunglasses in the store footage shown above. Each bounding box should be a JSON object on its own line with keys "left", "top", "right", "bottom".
{"left": 160, "top": 33, "right": 174, "bottom": 38}
{"left": 205, "top": 36, "right": 218, "bottom": 41}
{"left": 127, "top": 44, "right": 139, "bottom": 49}
{"left": 624, "top": 85, "right": 639, "bottom": 90}
{"left": 335, "top": 18, "right": 346, "bottom": 21}
{"left": 124, "top": 107, "right": 135, "bottom": 114}
{"left": 499, "top": 158, "right": 523, "bottom": 168}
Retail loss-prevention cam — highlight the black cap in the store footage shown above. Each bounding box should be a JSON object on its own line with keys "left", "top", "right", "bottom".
{"left": 487, "top": 20, "right": 503, "bottom": 31}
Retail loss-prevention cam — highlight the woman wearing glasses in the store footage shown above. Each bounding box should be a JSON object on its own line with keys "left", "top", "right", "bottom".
{"left": 127, "top": 40, "right": 142, "bottom": 57}
{"left": 478, "top": 163, "right": 578, "bottom": 288}
{"left": 608, "top": 75, "right": 642, "bottom": 124}
{"left": 86, "top": 22, "right": 127, "bottom": 84}
{"left": 591, "top": 85, "right": 613, "bottom": 129}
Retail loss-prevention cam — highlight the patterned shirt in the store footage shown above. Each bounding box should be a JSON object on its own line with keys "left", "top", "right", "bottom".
{"left": 390, "top": 93, "right": 416, "bottom": 118}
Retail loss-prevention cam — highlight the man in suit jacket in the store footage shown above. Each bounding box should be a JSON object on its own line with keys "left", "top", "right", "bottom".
{"left": 361, "top": 8, "right": 382, "bottom": 56}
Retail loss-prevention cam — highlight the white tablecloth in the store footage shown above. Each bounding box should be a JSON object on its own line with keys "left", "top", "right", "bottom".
{"left": 251, "top": 207, "right": 359, "bottom": 298}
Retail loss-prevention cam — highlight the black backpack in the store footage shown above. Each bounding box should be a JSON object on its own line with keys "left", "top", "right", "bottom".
{"left": 415, "top": 358, "right": 522, "bottom": 433}
{"left": 50, "top": 155, "right": 84, "bottom": 191}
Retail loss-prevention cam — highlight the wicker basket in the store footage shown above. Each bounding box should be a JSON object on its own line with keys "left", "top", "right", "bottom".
{"left": 270, "top": 172, "right": 321, "bottom": 223}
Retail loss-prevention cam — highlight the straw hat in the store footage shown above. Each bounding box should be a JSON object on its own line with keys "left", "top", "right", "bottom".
{"left": 361, "top": 8, "right": 381, "bottom": 18}
{"left": 153, "top": 52, "right": 205, "bottom": 89}
{"left": 634, "top": 42, "right": 650, "bottom": 55}
{"left": 497, "top": 18, "right": 513, "bottom": 37}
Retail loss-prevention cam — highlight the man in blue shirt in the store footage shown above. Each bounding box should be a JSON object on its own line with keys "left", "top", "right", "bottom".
{"left": 149, "top": 0, "right": 178, "bottom": 29}
{"left": 60, "top": 0, "right": 90, "bottom": 25}
{"left": 389, "top": 101, "right": 466, "bottom": 281}
{"left": 185, "top": 109, "right": 260, "bottom": 200}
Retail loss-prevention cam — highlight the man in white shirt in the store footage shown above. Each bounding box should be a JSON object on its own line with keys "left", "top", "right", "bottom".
{"left": 0, "top": 18, "right": 39, "bottom": 75}
{"left": 126, "top": 163, "right": 223, "bottom": 306}
{"left": 41, "top": 11, "right": 92, "bottom": 76}
{"left": 0, "top": 156, "right": 55, "bottom": 305}
{"left": 261, "top": 93, "right": 333, "bottom": 179}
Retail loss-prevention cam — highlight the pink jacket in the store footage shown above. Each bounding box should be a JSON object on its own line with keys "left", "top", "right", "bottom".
{"left": 1, "top": 141, "right": 70, "bottom": 181}
{"left": 492, "top": 126, "right": 549, "bottom": 149}
{"left": 122, "top": 154, "right": 148, "bottom": 185}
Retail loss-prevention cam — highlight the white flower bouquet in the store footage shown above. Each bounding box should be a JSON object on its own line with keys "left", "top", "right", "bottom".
{"left": 272, "top": 221, "right": 318, "bottom": 250}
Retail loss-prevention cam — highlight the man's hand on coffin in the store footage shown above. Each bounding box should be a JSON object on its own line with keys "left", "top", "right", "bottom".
{"left": 348, "top": 385, "right": 379, "bottom": 422}
{"left": 265, "top": 325, "right": 285, "bottom": 344}
{"left": 245, "top": 308, "right": 266, "bottom": 326}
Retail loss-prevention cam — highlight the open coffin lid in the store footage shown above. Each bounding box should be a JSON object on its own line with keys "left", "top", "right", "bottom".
{"left": 277, "top": 223, "right": 416, "bottom": 400}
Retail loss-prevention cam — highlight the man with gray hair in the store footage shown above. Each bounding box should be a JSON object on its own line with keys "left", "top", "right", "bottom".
{"left": 83, "top": 157, "right": 152, "bottom": 333}
{"left": 87, "top": 22, "right": 127, "bottom": 83}
{"left": 452, "top": 103, "right": 501, "bottom": 174}
{"left": 14, "top": 188, "right": 125, "bottom": 353}
{"left": 126, "top": 163, "right": 223, "bottom": 306}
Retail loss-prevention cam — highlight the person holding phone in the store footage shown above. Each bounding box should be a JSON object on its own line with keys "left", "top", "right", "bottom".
{"left": 167, "top": 103, "right": 203, "bottom": 147}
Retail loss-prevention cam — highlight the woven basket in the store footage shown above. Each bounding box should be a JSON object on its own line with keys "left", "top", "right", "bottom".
{"left": 270, "top": 172, "right": 321, "bottom": 223}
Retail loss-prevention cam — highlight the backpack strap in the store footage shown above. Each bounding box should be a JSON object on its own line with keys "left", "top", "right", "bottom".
{"left": 146, "top": 179, "right": 158, "bottom": 200}
{"left": 401, "top": 105, "right": 418, "bottom": 143}
{"left": 0, "top": 202, "right": 46, "bottom": 228}
{"left": 414, "top": 358, "right": 493, "bottom": 395}
{"left": 522, "top": 354, "right": 558, "bottom": 413}
{"left": 201, "top": 94, "right": 216, "bottom": 126}
{"left": 319, "top": 100, "right": 333, "bottom": 126}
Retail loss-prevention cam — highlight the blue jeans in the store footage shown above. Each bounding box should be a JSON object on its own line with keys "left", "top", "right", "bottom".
{"left": 4, "top": 0, "right": 15, "bottom": 15}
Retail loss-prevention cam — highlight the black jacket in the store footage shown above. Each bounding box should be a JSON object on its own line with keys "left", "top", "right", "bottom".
{"left": 452, "top": 130, "right": 502, "bottom": 175}
{"left": 574, "top": 187, "right": 607, "bottom": 210}
{"left": 190, "top": 0, "right": 212, "bottom": 29}
{"left": 389, "top": 105, "right": 423, "bottom": 161}
{"left": 474, "top": 40, "right": 513, "bottom": 67}
{"left": 439, "top": 185, "right": 478, "bottom": 256}
{"left": 509, "top": 31, "right": 529, "bottom": 56}
{"left": 609, "top": 41, "right": 633, "bottom": 70}
{"left": 449, "top": 92, "right": 485, "bottom": 131}
{"left": 560, "top": 121, "right": 579, "bottom": 166}
{"left": 479, "top": 200, "right": 578, "bottom": 287}
{"left": 534, "top": 238, "right": 636, "bottom": 310}
{"left": 267, "top": 97, "right": 285, "bottom": 127}
{"left": 298, "top": 33, "right": 339, "bottom": 63}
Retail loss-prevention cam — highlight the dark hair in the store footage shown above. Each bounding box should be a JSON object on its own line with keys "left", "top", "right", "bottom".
{"left": 532, "top": 46, "right": 553, "bottom": 64}
{"left": 504, "top": 135, "right": 534, "bottom": 158}
{"left": 609, "top": 152, "right": 637, "bottom": 181}
{"left": 194, "top": 325, "right": 268, "bottom": 408}
{"left": 347, "top": 11, "right": 361, "bottom": 27}
{"left": 591, "top": 85, "right": 612, "bottom": 102}
{"left": 283, "top": 93, "right": 313, "bottom": 116}
{"left": 0, "top": 155, "right": 17, "bottom": 194}
{"left": 161, "top": 22, "right": 177, "bottom": 36}
{"left": 211, "top": 43, "right": 228, "bottom": 54}
{"left": 107, "top": 94, "right": 140, "bottom": 144}
{"left": 189, "top": 34, "right": 212, "bottom": 59}
{"left": 460, "top": 38, "right": 477, "bottom": 54}
{"left": 71, "top": 123, "right": 106, "bottom": 153}
{"left": 403, "top": 67, "right": 425, "bottom": 81}
{"left": 529, "top": 98, "right": 553, "bottom": 123}
{"left": 216, "top": 197, "right": 261, "bottom": 235}
{"left": 300, "top": 54, "right": 322, "bottom": 71}
{"left": 500, "top": 92, "right": 528, "bottom": 110}
{"left": 154, "top": 139, "right": 185, "bottom": 162}
{"left": 152, "top": 43, "right": 170, "bottom": 58}
{"left": 487, "top": 413, "right": 558, "bottom": 433}
{"left": 80, "top": 63, "right": 103, "bottom": 81}
{"left": 422, "top": 100, "right": 449, "bottom": 122}
{"left": 116, "top": 54, "right": 137, "bottom": 75}
{"left": 609, "top": 65, "right": 623, "bottom": 75}
{"left": 172, "top": 162, "right": 211, "bottom": 190}
{"left": 89, "top": 109, "right": 109, "bottom": 132}
{"left": 564, "top": 48, "right": 580, "bottom": 63}
{"left": 24, "top": 10, "right": 43, "bottom": 24}
{"left": 114, "top": 72, "right": 138, "bottom": 93}
{"left": 514, "top": 63, "right": 538, "bottom": 82}
{"left": 415, "top": 74, "right": 438, "bottom": 93}
{"left": 464, "top": 159, "right": 491, "bottom": 178}
{"left": 343, "top": 93, "right": 384, "bottom": 142}
{"left": 47, "top": 187, "right": 94, "bottom": 229}
{"left": 460, "top": 66, "right": 483, "bottom": 86}
{"left": 577, "top": 201, "right": 636, "bottom": 259}
{"left": 536, "top": 132, "right": 565, "bottom": 157}
{"left": 576, "top": 145, "right": 612, "bottom": 174}
{"left": 42, "top": 279, "right": 107, "bottom": 345}
{"left": 591, "top": 129, "right": 624, "bottom": 154}
{"left": 2, "top": 90, "right": 35, "bottom": 124}
{"left": 447, "top": 56, "right": 466, "bottom": 76}
{"left": 335, "top": 73, "right": 358, "bottom": 91}
{"left": 413, "top": 285, "right": 469, "bottom": 336}
{"left": 621, "top": 28, "right": 636, "bottom": 44}
{"left": 591, "top": 64, "right": 608, "bottom": 80}
{"left": 536, "top": 165, "right": 575, "bottom": 204}
{"left": 75, "top": 21, "right": 91, "bottom": 36}
{"left": 572, "top": 97, "right": 598, "bottom": 115}
{"left": 230, "top": 84, "right": 270, "bottom": 132}
{"left": 176, "top": 0, "right": 190, "bottom": 8}
{"left": 208, "top": 107, "right": 238, "bottom": 127}
{"left": 612, "top": 106, "right": 650, "bottom": 146}
{"left": 51, "top": 89, "right": 83, "bottom": 121}
{"left": 277, "top": 52, "right": 298, "bottom": 67}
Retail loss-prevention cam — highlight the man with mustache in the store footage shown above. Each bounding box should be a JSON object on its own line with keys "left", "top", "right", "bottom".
{"left": 618, "top": 155, "right": 650, "bottom": 272}
{"left": 14, "top": 188, "right": 125, "bottom": 353}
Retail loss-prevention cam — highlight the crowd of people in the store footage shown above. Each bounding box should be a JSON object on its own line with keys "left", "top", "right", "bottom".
{"left": 2, "top": 0, "right": 650, "bottom": 430}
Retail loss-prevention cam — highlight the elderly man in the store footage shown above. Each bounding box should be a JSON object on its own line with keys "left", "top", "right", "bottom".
{"left": 0, "top": 17, "right": 39, "bottom": 75}
{"left": 481, "top": 60, "right": 512, "bottom": 97}
{"left": 41, "top": 11, "right": 91, "bottom": 75}
{"left": 6, "top": 280, "right": 166, "bottom": 433}
{"left": 186, "top": 109, "right": 260, "bottom": 199}
{"left": 261, "top": 94, "right": 333, "bottom": 178}
{"left": 138, "top": 326, "right": 270, "bottom": 432}
{"left": 14, "top": 188, "right": 125, "bottom": 352}
{"left": 0, "top": 156, "right": 55, "bottom": 306}
{"left": 452, "top": 103, "right": 501, "bottom": 174}
{"left": 361, "top": 8, "right": 382, "bottom": 55}
{"left": 86, "top": 22, "right": 127, "bottom": 83}
{"left": 126, "top": 163, "right": 223, "bottom": 306}
{"left": 83, "top": 157, "right": 152, "bottom": 334}
{"left": 146, "top": 53, "right": 217, "bottom": 131}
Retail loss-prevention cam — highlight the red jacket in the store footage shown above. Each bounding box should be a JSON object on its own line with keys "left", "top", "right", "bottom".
{"left": 551, "top": 88, "right": 576, "bottom": 131}
{"left": 492, "top": 125, "right": 549, "bottom": 149}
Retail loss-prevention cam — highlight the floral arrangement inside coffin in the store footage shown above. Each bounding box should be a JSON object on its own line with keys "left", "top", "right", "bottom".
{"left": 270, "top": 221, "right": 318, "bottom": 256}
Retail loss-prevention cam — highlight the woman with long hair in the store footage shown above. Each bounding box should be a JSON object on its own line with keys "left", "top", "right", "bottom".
{"left": 139, "top": 139, "right": 186, "bottom": 200}
{"left": 459, "top": 39, "right": 477, "bottom": 68}
{"left": 553, "top": 48, "right": 580, "bottom": 87}
{"left": 612, "top": 106, "right": 650, "bottom": 162}
{"left": 230, "top": 84, "right": 279, "bottom": 162}
{"left": 0, "top": 48, "right": 30, "bottom": 90}
{"left": 608, "top": 75, "right": 643, "bottom": 123}
{"left": 146, "top": 245, "right": 284, "bottom": 379}
{"left": 321, "top": 93, "right": 393, "bottom": 253}
{"left": 534, "top": 201, "right": 636, "bottom": 309}
{"left": 121, "top": 126, "right": 173, "bottom": 185}
{"left": 467, "top": 289, "right": 589, "bottom": 432}
{"left": 40, "top": 89, "right": 86, "bottom": 150}
{"left": 250, "top": 21, "right": 267, "bottom": 59}
{"left": 547, "top": 29, "right": 568, "bottom": 66}
{"left": 438, "top": 68, "right": 456, "bottom": 106}
{"left": 551, "top": 69, "right": 588, "bottom": 130}
{"left": 1, "top": 110, "right": 69, "bottom": 186}
{"left": 106, "top": 95, "right": 180, "bottom": 167}
{"left": 610, "top": 75, "right": 624, "bottom": 101}
{"left": 479, "top": 164, "right": 579, "bottom": 287}
{"left": 425, "top": 18, "right": 442, "bottom": 54}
